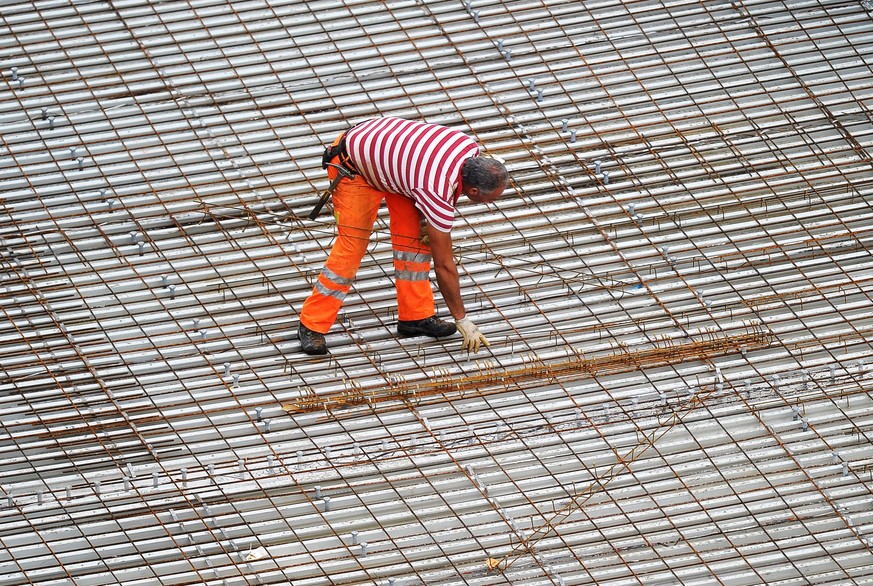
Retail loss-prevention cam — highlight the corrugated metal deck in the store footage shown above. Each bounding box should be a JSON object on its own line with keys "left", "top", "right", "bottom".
{"left": 1, "top": 0, "right": 872, "bottom": 585}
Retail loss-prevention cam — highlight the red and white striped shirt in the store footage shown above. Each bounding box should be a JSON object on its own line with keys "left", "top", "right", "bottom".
{"left": 345, "top": 117, "right": 480, "bottom": 233}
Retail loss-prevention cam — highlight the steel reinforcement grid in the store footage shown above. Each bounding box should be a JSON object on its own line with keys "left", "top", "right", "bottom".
{"left": 1, "top": 1, "right": 872, "bottom": 585}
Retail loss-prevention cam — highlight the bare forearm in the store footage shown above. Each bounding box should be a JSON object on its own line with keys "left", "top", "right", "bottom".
{"left": 434, "top": 262, "right": 465, "bottom": 320}
{"left": 427, "top": 224, "right": 466, "bottom": 321}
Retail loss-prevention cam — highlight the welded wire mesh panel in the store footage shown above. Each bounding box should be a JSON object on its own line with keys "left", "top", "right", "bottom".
{"left": 1, "top": 0, "right": 873, "bottom": 585}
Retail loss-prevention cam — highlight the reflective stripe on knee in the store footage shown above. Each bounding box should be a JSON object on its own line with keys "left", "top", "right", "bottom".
{"left": 322, "top": 267, "right": 354, "bottom": 286}
{"left": 394, "top": 250, "right": 431, "bottom": 264}
{"left": 315, "top": 280, "right": 348, "bottom": 300}
{"left": 395, "top": 269, "right": 430, "bottom": 282}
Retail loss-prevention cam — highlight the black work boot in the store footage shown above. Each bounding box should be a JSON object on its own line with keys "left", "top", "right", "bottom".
{"left": 298, "top": 323, "right": 328, "bottom": 355}
{"left": 397, "top": 316, "right": 457, "bottom": 338}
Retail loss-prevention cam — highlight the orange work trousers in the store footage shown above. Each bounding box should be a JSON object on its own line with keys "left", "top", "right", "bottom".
{"left": 299, "top": 156, "right": 435, "bottom": 334}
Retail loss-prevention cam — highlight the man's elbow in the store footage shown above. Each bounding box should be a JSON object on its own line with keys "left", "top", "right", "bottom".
{"left": 433, "top": 260, "right": 456, "bottom": 277}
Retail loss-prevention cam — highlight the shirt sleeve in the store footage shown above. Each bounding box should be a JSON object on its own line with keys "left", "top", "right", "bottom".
{"left": 413, "top": 187, "right": 455, "bottom": 233}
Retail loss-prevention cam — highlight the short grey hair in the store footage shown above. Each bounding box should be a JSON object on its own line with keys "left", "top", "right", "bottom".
{"left": 461, "top": 157, "right": 508, "bottom": 193}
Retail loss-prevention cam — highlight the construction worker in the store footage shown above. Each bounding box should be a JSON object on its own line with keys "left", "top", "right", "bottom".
{"left": 298, "top": 116, "right": 509, "bottom": 355}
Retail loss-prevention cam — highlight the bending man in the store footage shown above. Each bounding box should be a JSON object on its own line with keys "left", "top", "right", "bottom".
{"left": 298, "top": 116, "right": 508, "bottom": 355}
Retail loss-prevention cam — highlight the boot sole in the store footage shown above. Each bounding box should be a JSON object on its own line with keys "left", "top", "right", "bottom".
{"left": 397, "top": 327, "right": 457, "bottom": 338}
{"left": 301, "top": 347, "right": 328, "bottom": 355}
{"left": 298, "top": 326, "right": 328, "bottom": 355}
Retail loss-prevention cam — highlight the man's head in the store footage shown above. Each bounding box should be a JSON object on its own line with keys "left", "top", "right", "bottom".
{"left": 461, "top": 156, "right": 508, "bottom": 204}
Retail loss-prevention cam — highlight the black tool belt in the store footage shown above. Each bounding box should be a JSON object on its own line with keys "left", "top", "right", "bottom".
{"left": 321, "top": 133, "right": 358, "bottom": 175}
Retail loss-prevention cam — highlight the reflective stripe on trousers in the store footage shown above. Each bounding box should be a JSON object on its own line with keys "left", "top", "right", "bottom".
{"left": 394, "top": 250, "right": 432, "bottom": 282}
{"left": 314, "top": 266, "right": 354, "bottom": 301}
{"left": 299, "top": 154, "right": 436, "bottom": 333}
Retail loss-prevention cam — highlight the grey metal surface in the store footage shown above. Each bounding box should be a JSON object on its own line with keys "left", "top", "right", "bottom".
{"left": 1, "top": 0, "right": 872, "bottom": 585}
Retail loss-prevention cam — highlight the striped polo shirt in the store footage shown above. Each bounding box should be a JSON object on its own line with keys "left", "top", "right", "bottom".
{"left": 344, "top": 117, "right": 480, "bottom": 233}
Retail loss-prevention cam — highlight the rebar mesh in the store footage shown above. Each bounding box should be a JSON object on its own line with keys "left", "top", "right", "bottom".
{"left": 1, "top": 1, "right": 872, "bottom": 585}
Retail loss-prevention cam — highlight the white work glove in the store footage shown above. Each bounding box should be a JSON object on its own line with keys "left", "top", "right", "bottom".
{"left": 455, "top": 317, "right": 490, "bottom": 353}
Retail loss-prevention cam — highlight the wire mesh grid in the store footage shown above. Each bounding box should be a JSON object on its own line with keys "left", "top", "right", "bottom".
{"left": 1, "top": 0, "right": 872, "bottom": 585}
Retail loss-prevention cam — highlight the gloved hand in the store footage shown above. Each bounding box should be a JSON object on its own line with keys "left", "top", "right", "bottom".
{"left": 455, "top": 317, "right": 490, "bottom": 353}
{"left": 419, "top": 219, "right": 430, "bottom": 246}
